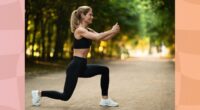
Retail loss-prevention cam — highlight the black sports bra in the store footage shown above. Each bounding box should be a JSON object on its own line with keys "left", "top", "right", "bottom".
{"left": 73, "top": 37, "right": 92, "bottom": 49}
{"left": 73, "top": 28, "right": 93, "bottom": 49}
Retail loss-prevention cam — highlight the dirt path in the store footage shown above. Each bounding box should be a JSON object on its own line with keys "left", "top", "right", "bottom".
{"left": 26, "top": 58, "right": 174, "bottom": 110}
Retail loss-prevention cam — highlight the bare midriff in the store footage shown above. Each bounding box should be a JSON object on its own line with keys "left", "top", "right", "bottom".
{"left": 73, "top": 48, "right": 90, "bottom": 58}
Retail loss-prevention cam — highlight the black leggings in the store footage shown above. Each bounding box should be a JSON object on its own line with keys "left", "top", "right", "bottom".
{"left": 41, "top": 56, "right": 109, "bottom": 101}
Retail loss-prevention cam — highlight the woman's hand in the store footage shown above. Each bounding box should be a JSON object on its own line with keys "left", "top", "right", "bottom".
{"left": 100, "top": 23, "right": 120, "bottom": 41}
{"left": 111, "top": 23, "right": 120, "bottom": 34}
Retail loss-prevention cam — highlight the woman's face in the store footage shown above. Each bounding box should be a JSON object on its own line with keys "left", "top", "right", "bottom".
{"left": 82, "top": 9, "right": 94, "bottom": 24}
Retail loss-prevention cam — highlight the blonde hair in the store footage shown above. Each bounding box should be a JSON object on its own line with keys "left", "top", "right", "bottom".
{"left": 70, "top": 6, "right": 92, "bottom": 33}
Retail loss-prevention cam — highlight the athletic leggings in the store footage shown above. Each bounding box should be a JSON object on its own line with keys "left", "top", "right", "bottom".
{"left": 41, "top": 56, "right": 109, "bottom": 101}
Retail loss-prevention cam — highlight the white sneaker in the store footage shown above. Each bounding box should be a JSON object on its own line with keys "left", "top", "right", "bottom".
{"left": 99, "top": 98, "right": 119, "bottom": 107}
{"left": 32, "top": 90, "right": 41, "bottom": 106}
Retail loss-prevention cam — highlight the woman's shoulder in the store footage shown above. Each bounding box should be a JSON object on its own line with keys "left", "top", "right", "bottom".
{"left": 74, "top": 27, "right": 87, "bottom": 39}
{"left": 75, "top": 27, "right": 87, "bottom": 34}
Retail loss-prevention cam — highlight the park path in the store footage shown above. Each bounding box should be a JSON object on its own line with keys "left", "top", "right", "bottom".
{"left": 26, "top": 58, "right": 174, "bottom": 110}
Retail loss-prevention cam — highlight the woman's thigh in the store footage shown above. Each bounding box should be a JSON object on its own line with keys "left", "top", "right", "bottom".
{"left": 78, "top": 64, "right": 109, "bottom": 78}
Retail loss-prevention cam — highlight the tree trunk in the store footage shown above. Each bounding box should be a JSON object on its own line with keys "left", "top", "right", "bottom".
{"left": 53, "top": 13, "right": 64, "bottom": 60}
{"left": 47, "top": 21, "right": 53, "bottom": 60}
{"left": 31, "top": 16, "right": 39, "bottom": 59}
{"left": 41, "top": 18, "right": 47, "bottom": 60}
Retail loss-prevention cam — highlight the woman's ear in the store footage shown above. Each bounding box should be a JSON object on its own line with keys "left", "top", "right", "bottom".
{"left": 81, "top": 13, "right": 85, "bottom": 19}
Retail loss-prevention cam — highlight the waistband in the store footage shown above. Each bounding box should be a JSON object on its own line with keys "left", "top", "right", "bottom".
{"left": 73, "top": 56, "right": 87, "bottom": 62}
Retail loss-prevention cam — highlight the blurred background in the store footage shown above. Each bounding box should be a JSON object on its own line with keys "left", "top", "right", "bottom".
{"left": 25, "top": 1, "right": 175, "bottom": 109}
{"left": 25, "top": 0, "right": 174, "bottom": 63}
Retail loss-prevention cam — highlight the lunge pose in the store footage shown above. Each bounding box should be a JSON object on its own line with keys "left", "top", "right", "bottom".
{"left": 32, "top": 5, "right": 120, "bottom": 107}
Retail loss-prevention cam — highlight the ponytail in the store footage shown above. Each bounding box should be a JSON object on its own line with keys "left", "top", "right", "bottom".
{"left": 70, "top": 10, "right": 79, "bottom": 33}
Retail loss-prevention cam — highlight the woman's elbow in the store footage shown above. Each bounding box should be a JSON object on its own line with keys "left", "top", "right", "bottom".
{"left": 94, "top": 34, "right": 101, "bottom": 41}
{"left": 96, "top": 37, "right": 102, "bottom": 41}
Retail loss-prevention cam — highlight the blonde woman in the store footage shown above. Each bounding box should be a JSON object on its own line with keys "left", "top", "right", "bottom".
{"left": 32, "top": 6, "right": 120, "bottom": 107}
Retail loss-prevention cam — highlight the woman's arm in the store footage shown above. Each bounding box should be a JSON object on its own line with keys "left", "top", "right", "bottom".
{"left": 76, "top": 27, "right": 114, "bottom": 41}
{"left": 87, "top": 28, "right": 118, "bottom": 41}
{"left": 75, "top": 23, "right": 120, "bottom": 41}
{"left": 86, "top": 24, "right": 120, "bottom": 41}
{"left": 101, "top": 31, "right": 118, "bottom": 41}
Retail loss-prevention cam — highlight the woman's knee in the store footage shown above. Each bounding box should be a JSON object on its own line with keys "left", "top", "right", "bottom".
{"left": 101, "top": 66, "right": 109, "bottom": 74}
{"left": 61, "top": 94, "right": 71, "bottom": 101}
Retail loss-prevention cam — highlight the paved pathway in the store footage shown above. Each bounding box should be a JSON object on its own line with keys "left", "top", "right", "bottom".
{"left": 26, "top": 58, "right": 174, "bottom": 110}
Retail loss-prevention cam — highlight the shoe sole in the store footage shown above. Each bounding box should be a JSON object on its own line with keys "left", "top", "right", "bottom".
{"left": 99, "top": 104, "right": 119, "bottom": 107}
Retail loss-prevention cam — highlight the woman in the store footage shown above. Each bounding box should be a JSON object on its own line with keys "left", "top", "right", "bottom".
{"left": 32, "top": 6, "right": 120, "bottom": 107}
